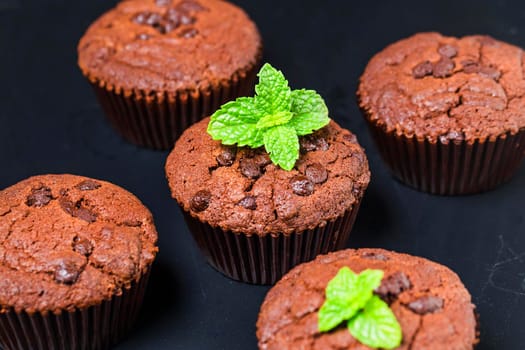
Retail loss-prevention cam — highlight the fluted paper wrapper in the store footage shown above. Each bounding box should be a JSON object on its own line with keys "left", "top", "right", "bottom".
{"left": 87, "top": 62, "right": 260, "bottom": 150}
{"left": 0, "top": 269, "right": 151, "bottom": 350}
{"left": 182, "top": 202, "right": 361, "bottom": 285}
{"left": 367, "top": 122, "right": 525, "bottom": 195}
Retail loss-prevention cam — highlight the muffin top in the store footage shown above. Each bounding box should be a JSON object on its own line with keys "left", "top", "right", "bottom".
{"left": 358, "top": 32, "right": 525, "bottom": 143}
{"left": 165, "top": 117, "right": 370, "bottom": 236}
{"left": 257, "top": 248, "right": 478, "bottom": 350}
{"left": 0, "top": 174, "right": 158, "bottom": 313}
{"left": 78, "top": 0, "right": 261, "bottom": 92}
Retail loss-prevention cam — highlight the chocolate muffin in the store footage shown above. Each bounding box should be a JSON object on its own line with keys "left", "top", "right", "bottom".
{"left": 257, "top": 248, "right": 478, "bottom": 349}
{"left": 0, "top": 174, "right": 158, "bottom": 350}
{"left": 358, "top": 32, "right": 525, "bottom": 195}
{"left": 165, "top": 117, "right": 370, "bottom": 284}
{"left": 78, "top": 0, "right": 262, "bottom": 149}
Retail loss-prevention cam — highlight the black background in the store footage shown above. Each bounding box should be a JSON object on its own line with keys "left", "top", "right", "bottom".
{"left": 2, "top": 0, "right": 525, "bottom": 349}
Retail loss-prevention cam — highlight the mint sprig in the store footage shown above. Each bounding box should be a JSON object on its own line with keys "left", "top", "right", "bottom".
{"left": 318, "top": 267, "right": 402, "bottom": 349}
{"left": 207, "top": 63, "right": 329, "bottom": 171}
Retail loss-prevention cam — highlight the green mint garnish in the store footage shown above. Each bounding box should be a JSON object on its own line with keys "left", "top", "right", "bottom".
{"left": 207, "top": 63, "right": 329, "bottom": 171}
{"left": 318, "top": 267, "right": 402, "bottom": 349}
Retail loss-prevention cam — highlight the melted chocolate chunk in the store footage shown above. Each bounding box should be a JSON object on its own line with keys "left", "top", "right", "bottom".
{"left": 290, "top": 175, "right": 314, "bottom": 196}
{"left": 253, "top": 153, "right": 272, "bottom": 167}
{"left": 305, "top": 163, "right": 328, "bottom": 184}
{"left": 54, "top": 260, "right": 81, "bottom": 285}
{"left": 438, "top": 44, "right": 458, "bottom": 58}
{"left": 433, "top": 57, "right": 455, "bottom": 78}
{"left": 361, "top": 251, "right": 389, "bottom": 261}
{"left": 462, "top": 60, "right": 480, "bottom": 74}
{"left": 300, "top": 135, "right": 329, "bottom": 153}
{"left": 216, "top": 146, "right": 237, "bottom": 166}
{"left": 479, "top": 65, "right": 501, "bottom": 81}
{"left": 412, "top": 61, "right": 433, "bottom": 79}
{"left": 240, "top": 158, "right": 262, "bottom": 179}
{"left": 179, "top": 27, "right": 198, "bottom": 38}
{"left": 375, "top": 272, "right": 411, "bottom": 302}
{"left": 59, "top": 198, "right": 97, "bottom": 223}
{"left": 407, "top": 296, "right": 444, "bottom": 315}
{"left": 190, "top": 190, "right": 211, "bottom": 212}
{"left": 26, "top": 187, "right": 53, "bottom": 207}
{"left": 238, "top": 196, "right": 257, "bottom": 210}
{"left": 342, "top": 133, "right": 357, "bottom": 144}
{"left": 72, "top": 236, "right": 94, "bottom": 256}
{"left": 75, "top": 180, "right": 101, "bottom": 191}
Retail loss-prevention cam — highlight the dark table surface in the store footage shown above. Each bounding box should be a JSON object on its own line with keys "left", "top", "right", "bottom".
{"left": 2, "top": 0, "right": 525, "bottom": 349}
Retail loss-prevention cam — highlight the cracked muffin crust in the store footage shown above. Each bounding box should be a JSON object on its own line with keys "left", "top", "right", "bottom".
{"left": 77, "top": 0, "right": 262, "bottom": 149}
{"left": 357, "top": 32, "right": 525, "bottom": 194}
{"left": 358, "top": 32, "right": 525, "bottom": 142}
{"left": 166, "top": 117, "right": 370, "bottom": 236}
{"left": 78, "top": 0, "right": 261, "bottom": 92}
{"left": 0, "top": 174, "right": 158, "bottom": 313}
{"left": 257, "top": 248, "right": 478, "bottom": 350}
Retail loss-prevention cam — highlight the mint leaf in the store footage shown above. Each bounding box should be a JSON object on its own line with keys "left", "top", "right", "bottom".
{"left": 348, "top": 296, "right": 402, "bottom": 350}
{"left": 208, "top": 97, "right": 264, "bottom": 147}
{"left": 289, "top": 89, "right": 330, "bottom": 135}
{"left": 207, "top": 63, "right": 332, "bottom": 171}
{"left": 318, "top": 267, "right": 402, "bottom": 349}
{"left": 318, "top": 298, "right": 355, "bottom": 332}
{"left": 256, "top": 111, "right": 294, "bottom": 130}
{"left": 263, "top": 125, "right": 299, "bottom": 171}
{"left": 255, "top": 63, "right": 292, "bottom": 114}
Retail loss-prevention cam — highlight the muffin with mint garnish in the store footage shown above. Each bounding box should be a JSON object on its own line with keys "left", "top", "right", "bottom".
{"left": 165, "top": 63, "right": 370, "bottom": 284}
{"left": 257, "top": 248, "right": 479, "bottom": 349}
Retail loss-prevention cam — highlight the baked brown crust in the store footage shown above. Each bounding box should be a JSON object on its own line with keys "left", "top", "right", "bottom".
{"left": 257, "top": 248, "right": 478, "bottom": 350}
{"left": 0, "top": 174, "right": 158, "bottom": 313}
{"left": 358, "top": 32, "right": 525, "bottom": 143}
{"left": 78, "top": 0, "right": 262, "bottom": 92}
{"left": 165, "top": 117, "right": 370, "bottom": 236}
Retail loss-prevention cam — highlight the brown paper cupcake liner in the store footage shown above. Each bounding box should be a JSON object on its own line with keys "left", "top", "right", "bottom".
{"left": 181, "top": 201, "right": 362, "bottom": 285}
{"left": 0, "top": 269, "right": 151, "bottom": 350}
{"left": 87, "top": 58, "right": 261, "bottom": 150}
{"left": 366, "top": 121, "right": 525, "bottom": 195}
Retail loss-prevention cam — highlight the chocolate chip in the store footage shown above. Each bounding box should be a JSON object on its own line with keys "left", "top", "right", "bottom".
{"left": 72, "top": 236, "right": 93, "bottom": 256}
{"left": 462, "top": 60, "right": 480, "bottom": 74}
{"left": 59, "top": 198, "right": 97, "bottom": 223}
{"left": 75, "top": 180, "right": 101, "bottom": 191}
{"left": 290, "top": 175, "right": 314, "bottom": 196}
{"left": 216, "top": 147, "right": 237, "bottom": 166}
{"left": 54, "top": 260, "right": 80, "bottom": 284}
{"left": 190, "top": 190, "right": 211, "bottom": 212}
{"left": 412, "top": 61, "right": 433, "bottom": 79}
{"left": 438, "top": 44, "right": 458, "bottom": 58}
{"left": 433, "top": 57, "right": 455, "bottom": 78}
{"left": 300, "top": 135, "right": 329, "bottom": 153}
{"left": 26, "top": 187, "right": 53, "bottom": 207}
{"left": 407, "top": 296, "right": 444, "bottom": 315}
{"left": 163, "top": 20, "right": 178, "bottom": 33}
{"left": 361, "top": 251, "right": 389, "bottom": 261}
{"left": 166, "top": 8, "right": 194, "bottom": 27}
{"left": 179, "top": 27, "right": 198, "bottom": 38}
{"left": 145, "top": 12, "right": 163, "bottom": 26}
{"left": 240, "top": 158, "right": 262, "bottom": 179}
{"left": 137, "top": 33, "right": 150, "bottom": 40}
{"left": 75, "top": 208, "right": 97, "bottom": 223}
{"left": 155, "top": 0, "right": 172, "bottom": 5}
{"left": 133, "top": 12, "right": 149, "bottom": 24}
{"left": 305, "top": 163, "right": 328, "bottom": 184}
{"left": 238, "top": 196, "right": 257, "bottom": 210}
{"left": 375, "top": 272, "right": 411, "bottom": 302}
{"left": 479, "top": 66, "right": 501, "bottom": 81}
{"left": 176, "top": 0, "right": 206, "bottom": 13}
